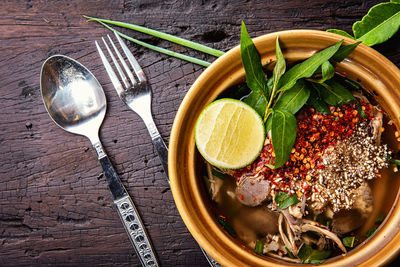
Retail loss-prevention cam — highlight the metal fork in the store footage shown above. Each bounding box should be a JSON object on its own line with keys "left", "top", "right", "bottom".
{"left": 95, "top": 31, "right": 221, "bottom": 267}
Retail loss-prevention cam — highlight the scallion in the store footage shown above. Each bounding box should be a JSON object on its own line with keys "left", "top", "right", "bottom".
{"left": 95, "top": 20, "right": 212, "bottom": 67}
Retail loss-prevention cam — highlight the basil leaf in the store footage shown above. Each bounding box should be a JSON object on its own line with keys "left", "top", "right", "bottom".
{"left": 274, "top": 80, "right": 310, "bottom": 114}
{"left": 343, "top": 236, "right": 356, "bottom": 248}
{"left": 255, "top": 239, "right": 265, "bottom": 254}
{"left": 240, "top": 21, "right": 268, "bottom": 96}
{"left": 272, "top": 36, "right": 286, "bottom": 96}
{"left": 332, "top": 41, "right": 361, "bottom": 62}
{"left": 275, "top": 192, "right": 300, "bottom": 209}
{"left": 353, "top": 3, "right": 400, "bottom": 46}
{"left": 298, "top": 243, "right": 331, "bottom": 264}
{"left": 313, "top": 80, "right": 356, "bottom": 106}
{"left": 278, "top": 40, "right": 343, "bottom": 92}
{"left": 271, "top": 109, "right": 297, "bottom": 168}
{"left": 243, "top": 91, "right": 267, "bottom": 117}
{"left": 307, "top": 86, "right": 331, "bottom": 114}
{"left": 327, "top": 29, "right": 356, "bottom": 39}
{"left": 308, "top": 61, "right": 335, "bottom": 83}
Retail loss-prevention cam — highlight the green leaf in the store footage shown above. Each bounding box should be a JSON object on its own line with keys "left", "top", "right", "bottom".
{"left": 275, "top": 192, "right": 300, "bottom": 209}
{"left": 278, "top": 40, "right": 343, "bottom": 92}
{"left": 307, "top": 87, "right": 331, "bottom": 114}
{"left": 392, "top": 0, "right": 400, "bottom": 3}
{"left": 255, "top": 239, "right": 265, "bottom": 254}
{"left": 308, "top": 61, "right": 335, "bottom": 83}
{"left": 313, "top": 80, "right": 356, "bottom": 106}
{"left": 271, "top": 109, "right": 297, "bottom": 169}
{"left": 332, "top": 41, "right": 362, "bottom": 62}
{"left": 272, "top": 36, "right": 286, "bottom": 97}
{"left": 274, "top": 80, "right": 310, "bottom": 114}
{"left": 298, "top": 243, "right": 331, "bottom": 264}
{"left": 342, "top": 236, "right": 356, "bottom": 248}
{"left": 352, "top": 3, "right": 400, "bottom": 46}
{"left": 243, "top": 91, "right": 267, "bottom": 117}
{"left": 240, "top": 21, "right": 268, "bottom": 96}
{"left": 327, "top": 29, "right": 356, "bottom": 39}
{"left": 85, "top": 16, "right": 224, "bottom": 57}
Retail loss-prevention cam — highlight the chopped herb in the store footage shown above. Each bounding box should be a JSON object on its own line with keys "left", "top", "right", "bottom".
{"left": 255, "top": 239, "right": 265, "bottom": 255}
{"left": 390, "top": 158, "right": 400, "bottom": 166}
{"left": 326, "top": 220, "right": 332, "bottom": 229}
{"left": 285, "top": 247, "right": 296, "bottom": 259}
{"left": 375, "top": 214, "right": 385, "bottom": 224}
{"left": 343, "top": 236, "right": 356, "bottom": 248}
{"left": 297, "top": 243, "right": 331, "bottom": 264}
{"left": 275, "top": 192, "right": 300, "bottom": 209}
{"left": 211, "top": 168, "right": 228, "bottom": 180}
{"left": 365, "top": 226, "right": 377, "bottom": 238}
{"left": 216, "top": 215, "right": 236, "bottom": 236}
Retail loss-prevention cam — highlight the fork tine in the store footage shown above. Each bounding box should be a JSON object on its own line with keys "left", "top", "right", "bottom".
{"left": 101, "top": 37, "right": 129, "bottom": 89}
{"left": 107, "top": 34, "right": 137, "bottom": 86}
{"left": 114, "top": 31, "right": 147, "bottom": 83}
{"left": 95, "top": 40, "right": 124, "bottom": 95}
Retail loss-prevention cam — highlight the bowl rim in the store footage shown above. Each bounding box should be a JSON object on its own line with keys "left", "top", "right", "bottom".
{"left": 169, "top": 29, "right": 400, "bottom": 266}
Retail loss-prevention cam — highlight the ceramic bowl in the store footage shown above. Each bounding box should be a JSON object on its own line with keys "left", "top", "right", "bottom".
{"left": 169, "top": 29, "right": 400, "bottom": 266}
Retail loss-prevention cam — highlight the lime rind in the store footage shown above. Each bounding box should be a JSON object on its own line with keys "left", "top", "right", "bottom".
{"left": 195, "top": 98, "right": 265, "bottom": 169}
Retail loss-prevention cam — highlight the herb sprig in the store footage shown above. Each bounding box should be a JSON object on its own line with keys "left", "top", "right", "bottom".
{"left": 327, "top": 1, "right": 400, "bottom": 46}
{"left": 240, "top": 21, "right": 362, "bottom": 169}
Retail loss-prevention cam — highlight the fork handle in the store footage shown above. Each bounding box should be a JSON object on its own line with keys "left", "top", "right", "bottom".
{"left": 144, "top": 119, "right": 169, "bottom": 180}
{"left": 93, "top": 141, "right": 160, "bottom": 267}
{"left": 152, "top": 135, "right": 169, "bottom": 178}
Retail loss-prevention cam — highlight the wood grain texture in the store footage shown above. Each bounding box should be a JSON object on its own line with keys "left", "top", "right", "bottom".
{"left": 0, "top": 0, "right": 399, "bottom": 266}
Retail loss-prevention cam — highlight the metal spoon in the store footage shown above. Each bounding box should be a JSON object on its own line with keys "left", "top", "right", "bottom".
{"left": 40, "top": 55, "right": 159, "bottom": 267}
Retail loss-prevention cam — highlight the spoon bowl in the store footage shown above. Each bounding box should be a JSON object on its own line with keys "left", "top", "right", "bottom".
{"left": 40, "top": 55, "right": 106, "bottom": 142}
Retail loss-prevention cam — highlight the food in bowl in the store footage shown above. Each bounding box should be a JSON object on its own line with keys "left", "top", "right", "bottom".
{"left": 195, "top": 24, "right": 398, "bottom": 264}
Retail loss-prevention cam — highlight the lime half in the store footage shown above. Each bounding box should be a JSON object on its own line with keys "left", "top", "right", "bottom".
{"left": 195, "top": 98, "right": 265, "bottom": 169}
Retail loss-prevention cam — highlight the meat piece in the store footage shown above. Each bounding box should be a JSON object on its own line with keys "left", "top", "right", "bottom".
{"left": 235, "top": 175, "right": 270, "bottom": 207}
{"left": 332, "top": 182, "right": 373, "bottom": 235}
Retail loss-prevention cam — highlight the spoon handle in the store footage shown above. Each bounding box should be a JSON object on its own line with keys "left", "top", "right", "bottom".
{"left": 94, "top": 141, "right": 159, "bottom": 267}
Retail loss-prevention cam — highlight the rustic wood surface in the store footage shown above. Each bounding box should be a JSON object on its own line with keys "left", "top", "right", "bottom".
{"left": 1, "top": 0, "right": 399, "bottom": 266}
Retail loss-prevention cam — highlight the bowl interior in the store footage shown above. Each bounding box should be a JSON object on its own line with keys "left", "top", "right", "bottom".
{"left": 169, "top": 30, "right": 400, "bottom": 266}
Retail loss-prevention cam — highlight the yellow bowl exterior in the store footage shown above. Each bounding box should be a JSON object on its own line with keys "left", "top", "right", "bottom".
{"left": 169, "top": 30, "right": 400, "bottom": 266}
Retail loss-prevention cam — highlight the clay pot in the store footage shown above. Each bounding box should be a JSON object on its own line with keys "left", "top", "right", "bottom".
{"left": 169, "top": 30, "right": 400, "bottom": 266}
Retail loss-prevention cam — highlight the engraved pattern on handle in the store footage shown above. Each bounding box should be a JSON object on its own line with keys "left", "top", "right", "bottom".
{"left": 115, "top": 195, "right": 159, "bottom": 267}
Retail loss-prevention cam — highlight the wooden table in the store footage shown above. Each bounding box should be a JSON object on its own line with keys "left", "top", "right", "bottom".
{"left": 1, "top": 0, "right": 399, "bottom": 266}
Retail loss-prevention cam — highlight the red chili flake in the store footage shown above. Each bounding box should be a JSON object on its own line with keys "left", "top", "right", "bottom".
{"left": 231, "top": 102, "right": 372, "bottom": 195}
